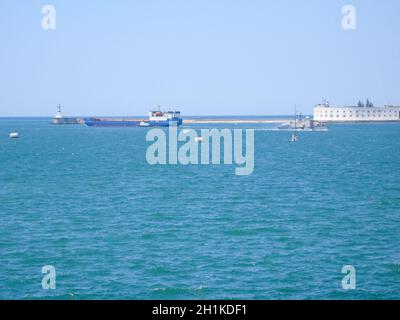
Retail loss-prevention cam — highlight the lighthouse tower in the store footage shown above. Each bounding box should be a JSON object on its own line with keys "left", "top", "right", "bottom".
{"left": 55, "top": 105, "right": 63, "bottom": 119}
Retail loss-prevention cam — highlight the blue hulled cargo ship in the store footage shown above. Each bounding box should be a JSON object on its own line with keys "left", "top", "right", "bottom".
{"left": 84, "top": 110, "right": 182, "bottom": 127}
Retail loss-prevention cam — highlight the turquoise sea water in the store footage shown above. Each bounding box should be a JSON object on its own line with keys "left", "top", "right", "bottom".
{"left": 0, "top": 119, "right": 399, "bottom": 300}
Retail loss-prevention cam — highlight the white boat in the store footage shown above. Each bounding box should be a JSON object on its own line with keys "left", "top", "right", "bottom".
{"left": 278, "top": 115, "right": 328, "bottom": 131}
{"left": 195, "top": 137, "right": 203, "bottom": 143}
{"left": 9, "top": 132, "right": 19, "bottom": 138}
{"left": 139, "top": 121, "right": 150, "bottom": 127}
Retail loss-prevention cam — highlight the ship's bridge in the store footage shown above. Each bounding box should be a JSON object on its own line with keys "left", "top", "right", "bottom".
{"left": 148, "top": 110, "right": 181, "bottom": 121}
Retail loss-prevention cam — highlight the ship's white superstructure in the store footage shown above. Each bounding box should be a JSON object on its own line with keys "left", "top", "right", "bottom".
{"left": 314, "top": 102, "right": 400, "bottom": 122}
{"left": 148, "top": 110, "right": 181, "bottom": 122}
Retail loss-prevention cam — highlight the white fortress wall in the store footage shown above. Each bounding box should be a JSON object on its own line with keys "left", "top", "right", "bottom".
{"left": 313, "top": 104, "right": 400, "bottom": 122}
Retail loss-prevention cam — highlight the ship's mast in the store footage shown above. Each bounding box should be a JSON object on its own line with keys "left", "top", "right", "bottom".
{"left": 292, "top": 105, "right": 298, "bottom": 142}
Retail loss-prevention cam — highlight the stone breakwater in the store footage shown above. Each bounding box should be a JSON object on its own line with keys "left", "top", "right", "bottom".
{"left": 183, "top": 118, "right": 291, "bottom": 124}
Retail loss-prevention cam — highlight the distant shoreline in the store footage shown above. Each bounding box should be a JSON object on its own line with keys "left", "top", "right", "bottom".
{"left": 0, "top": 115, "right": 296, "bottom": 124}
{"left": 0, "top": 115, "right": 299, "bottom": 118}
{"left": 2, "top": 116, "right": 400, "bottom": 124}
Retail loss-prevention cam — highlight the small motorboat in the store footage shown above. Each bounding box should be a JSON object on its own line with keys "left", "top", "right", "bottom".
{"left": 9, "top": 132, "right": 19, "bottom": 138}
{"left": 139, "top": 121, "right": 150, "bottom": 127}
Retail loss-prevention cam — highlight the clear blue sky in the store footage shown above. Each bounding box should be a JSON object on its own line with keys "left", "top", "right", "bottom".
{"left": 0, "top": 0, "right": 399, "bottom": 116}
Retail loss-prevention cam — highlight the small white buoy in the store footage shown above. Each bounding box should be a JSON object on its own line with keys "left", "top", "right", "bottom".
{"left": 9, "top": 132, "right": 19, "bottom": 139}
